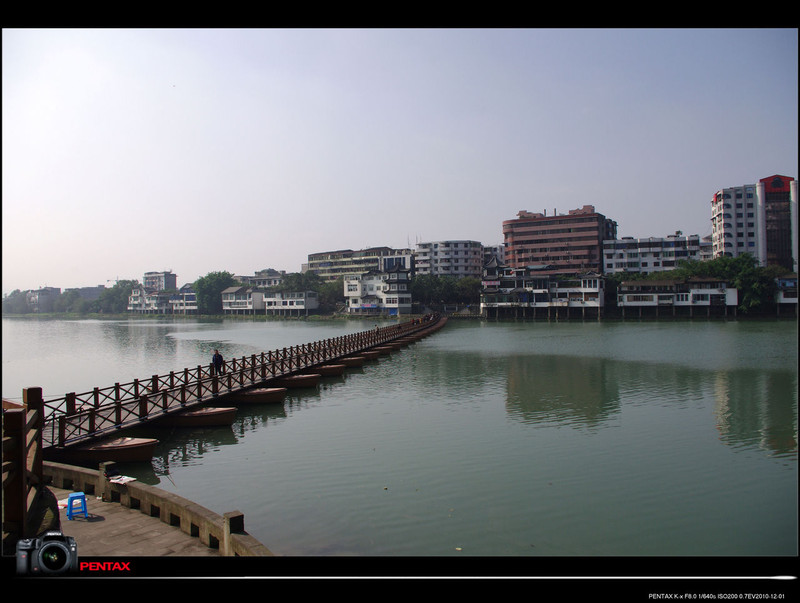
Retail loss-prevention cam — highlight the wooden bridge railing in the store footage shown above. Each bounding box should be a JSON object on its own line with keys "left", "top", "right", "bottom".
{"left": 39, "top": 314, "right": 444, "bottom": 449}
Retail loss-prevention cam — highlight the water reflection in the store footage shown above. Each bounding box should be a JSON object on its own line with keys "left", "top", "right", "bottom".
{"left": 411, "top": 335, "right": 796, "bottom": 460}
{"left": 505, "top": 355, "right": 621, "bottom": 428}
{"left": 712, "top": 368, "right": 798, "bottom": 458}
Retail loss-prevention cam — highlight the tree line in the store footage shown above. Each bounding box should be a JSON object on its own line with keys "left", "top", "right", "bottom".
{"left": 2, "top": 256, "right": 791, "bottom": 316}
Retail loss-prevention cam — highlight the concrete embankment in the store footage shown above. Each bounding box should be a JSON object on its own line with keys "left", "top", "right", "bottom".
{"left": 42, "top": 461, "right": 272, "bottom": 557}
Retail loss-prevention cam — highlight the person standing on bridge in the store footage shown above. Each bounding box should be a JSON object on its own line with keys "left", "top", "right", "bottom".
{"left": 212, "top": 349, "right": 225, "bottom": 375}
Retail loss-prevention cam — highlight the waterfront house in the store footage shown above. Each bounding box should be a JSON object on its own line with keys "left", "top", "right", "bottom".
{"left": 128, "top": 286, "right": 173, "bottom": 314}
{"left": 775, "top": 274, "right": 797, "bottom": 316}
{"left": 170, "top": 284, "right": 198, "bottom": 315}
{"left": 616, "top": 277, "right": 738, "bottom": 317}
{"left": 264, "top": 290, "right": 319, "bottom": 316}
{"left": 344, "top": 265, "right": 412, "bottom": 316}
{"left": 221, "top": 286, "right": 265, "bottom": 315}
{"left": 480, "top": 257, "right": 605, "bottom": 319}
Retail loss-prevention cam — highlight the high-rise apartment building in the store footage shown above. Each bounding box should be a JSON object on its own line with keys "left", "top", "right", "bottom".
{"left": 761, "top": 175, "right": 797, "bottom": 271}
{"left": 414, "top": 240, "right": 484, "bottom": 278}
{"left": 710, "top": 174, "right": 797, "bottom": 272}
{"left": 502, "top": 205, "right": 618, "bottom": 275}
{"left": 143, "top": 270, "right": 177, "bottom": 291}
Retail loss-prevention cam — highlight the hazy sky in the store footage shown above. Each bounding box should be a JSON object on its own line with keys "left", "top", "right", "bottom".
{"left": 3, "top": 28, "right": 797, "bottom": 293}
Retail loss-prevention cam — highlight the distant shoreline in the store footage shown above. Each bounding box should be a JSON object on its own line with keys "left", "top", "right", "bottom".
{"left": 2, "top": 310, "right": 795, "bottom": 322}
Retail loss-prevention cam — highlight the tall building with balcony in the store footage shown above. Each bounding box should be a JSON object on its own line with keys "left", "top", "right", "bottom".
{"left": 603, "top": 233, "right": 711, "bottom": 275}
{"left": 305, "top": 247, "right": 414, "bottom": 282}
{"left": 710, "top": 174, "right": 797, "bottom": 272}
{"left": 414, "top": 240, "right": 484, "bottom": 278}
{"left": 502, "top": 205, "right": 618, "bottom": 275}
{"left": 344, "top": 264, "right": 412, "bottom": 316}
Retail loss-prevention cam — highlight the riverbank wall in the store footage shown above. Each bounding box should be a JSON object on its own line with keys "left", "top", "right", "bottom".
{"left": 43, "top": 461, "right": 272, "bottom": 556}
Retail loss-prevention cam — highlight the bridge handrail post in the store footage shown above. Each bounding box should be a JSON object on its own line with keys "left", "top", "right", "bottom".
{"left": 24, "top": 387, "right": 44, "bottom": 479}
{"left": 139, "top": 394, "right": 148, "bottom": 419}
{"left": 65, "top": 392, "right": 76, "bottom": 415}
{"left": 134, "top": 379, "right": 140, "bottom": 398}
{"left": 58, "top": 416, "right": 66, "bottom": 447}
{"left": 151, "top": 375, "right": 158, "bottom": 394}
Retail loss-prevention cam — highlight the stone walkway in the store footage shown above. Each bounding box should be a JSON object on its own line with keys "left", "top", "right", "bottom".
{"left": 50, "top": 486, "right": 220, "bottom": 557}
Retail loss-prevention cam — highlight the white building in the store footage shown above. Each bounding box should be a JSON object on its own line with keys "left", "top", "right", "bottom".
{"left": 710, "top": 175, "right": 797, "bottom": 272}
{"left": 264, "top": 290, "right": 319, "bottom": 316}
{"left": 603, "top": 234, "right": 711, "bottom": 275}
{"left": 415, "top": 240, "right": 484, "bottom": 278}
{"left": 170, "top": 284, "right": 198, "bottom": 314}
{"left": 344, "top": 265, "right": 412, "bottom": 316}
{"left": 222, "top": 286, "right": 265, "bottom": 315}
{"left": 128, "top": 286, "right": 172, "bottom": 313}
{"left": 616, "top": 278, "right": 738, "bottom": 317}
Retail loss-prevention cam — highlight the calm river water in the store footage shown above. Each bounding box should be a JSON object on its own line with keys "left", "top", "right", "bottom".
{"left": 2, "top": 316, "right": 797, "bottom": 559}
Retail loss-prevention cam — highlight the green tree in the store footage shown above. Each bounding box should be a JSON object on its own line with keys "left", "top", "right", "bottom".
{"left": 54, "top": 289, "right": 84, "bottom": 313}
{"left": 455, "top": 276, "right": 481, "bottom": 304}
{"left": 410, "top": 274, "right": 440, "bottom": 306}
{"left": 2, "top": 290, "right": 31, "bottom": 314}
{"left": 194, "top": 271, "right": 239, "bottom": 314}
{"left": 97, "top": 280, "right": 139, "bottom": 314}
{"left": 318, "top": 277, "right": 345, "bottom": 311}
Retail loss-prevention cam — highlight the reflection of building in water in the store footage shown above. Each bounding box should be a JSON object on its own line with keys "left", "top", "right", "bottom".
{"left": 712, "top": 369, "right": 797, "bottom": 457}
{"left": 504, "top": 355, "right": 621, "bottom": 428}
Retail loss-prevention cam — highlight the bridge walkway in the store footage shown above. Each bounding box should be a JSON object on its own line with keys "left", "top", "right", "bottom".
{"left": 38, "top": 314, "right": 446, "bottom": 453}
